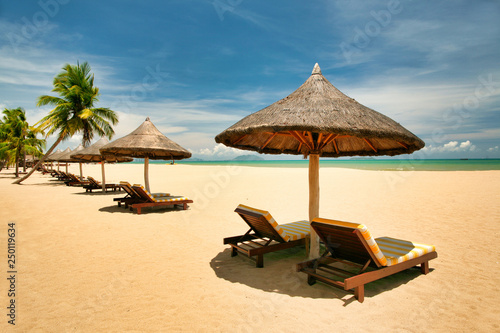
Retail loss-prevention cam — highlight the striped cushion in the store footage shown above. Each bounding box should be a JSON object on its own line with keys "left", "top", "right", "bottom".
{"left": 312, "top": 218, "right": 436, "bottom": 267}
{"left": 376, "top": 237, "right": 436, "bottom": 266}
{"left": 312, "top": 218, "right": 388, "bottom": 266}
{"left": 236, "top": 204, "right": 309, "bottom": 242}
{"left": 133, "top": 184, "right": 175, "bottom": 201}
{"left": 122, "top": 182, "right": 169, "bottom": 197}
{"left": 153, "top": 196, "right": 190, "bottom": 203}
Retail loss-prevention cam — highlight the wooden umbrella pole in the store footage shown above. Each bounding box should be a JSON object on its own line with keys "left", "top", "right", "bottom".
{"left": 66, "top": 163, "right": 69, "bottom": 174}
{"left": 308, "top": 153, "right": 320, "bottom": 259}
{"left": 144, "top": 156, "right": 150, "bottom": 193}
{"left": 79, "top": 162, "right": 83, "bottom": 179}
{"left": 101, "top": 161, "right": 106, "bottom": 192}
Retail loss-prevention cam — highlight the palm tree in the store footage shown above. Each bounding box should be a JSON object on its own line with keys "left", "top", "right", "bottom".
{"left": 14, "top": 61, "right": 118, "bottom": 184}
{"left": 0, "top": 108, "right": 45, "bottom": 177}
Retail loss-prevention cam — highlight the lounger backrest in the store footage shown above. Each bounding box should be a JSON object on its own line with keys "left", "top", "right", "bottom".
{"left": 311, "top": 218, "right": 388, "bottom": 267}
{"left": 131, "top": 185, "right": 156, "bottom": 202}
{"left": 120, "top": 181, "right": 140, "bottom": 198}
{"left": 235, "top": 205, "right": 287, "bottom": 243}
{"left": 87, "top": 176, "right": 100, "bottom": 186}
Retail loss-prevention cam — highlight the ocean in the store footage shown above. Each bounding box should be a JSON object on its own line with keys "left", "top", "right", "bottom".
{"left": 136, "top": 159, "right": 500, "bottom": 171}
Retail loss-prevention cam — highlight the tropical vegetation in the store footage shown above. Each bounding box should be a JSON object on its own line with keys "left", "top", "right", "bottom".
{"left": 13, "top": 61, "right": 118, "bottom": 184}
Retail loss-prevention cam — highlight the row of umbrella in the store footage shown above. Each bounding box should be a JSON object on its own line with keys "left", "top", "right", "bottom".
{"left": 45, "top": 117, "right": 191, "bottom": 192}
{"left": 44, "top": 63, "right": 424, "bottom": 258}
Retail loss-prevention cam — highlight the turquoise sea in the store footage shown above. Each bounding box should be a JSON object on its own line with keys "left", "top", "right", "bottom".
{"left": 137, "top": 159, "right": 500, "bottom": 171}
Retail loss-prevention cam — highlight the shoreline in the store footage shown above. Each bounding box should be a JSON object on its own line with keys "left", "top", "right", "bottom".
{"left": 0, "top": 164, "right": 499, "bottom": 332}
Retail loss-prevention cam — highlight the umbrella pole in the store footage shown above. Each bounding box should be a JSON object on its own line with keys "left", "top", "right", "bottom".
{"left": 101, "top": 161, "right": 106, "bottom": 192}
{"left": 308, "top": 153, "right": 320, "bottom": 259}
{"left": 144, "top": 157, "right": 150, "bottom": 193}
{"left": 79, "top": 162, "right": 83, "bottom": 179}
{"left": 66, "top": 163, "right": 69, "bottom": 174}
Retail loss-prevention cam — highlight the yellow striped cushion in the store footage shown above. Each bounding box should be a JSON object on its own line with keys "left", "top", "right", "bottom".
{"left": 125, "top": 182, "right": 169, "bottom": 197}
{"left": 153, "top": 196, "right": 190, "bottom": 203}
{"left": 375, "top": 237, "right": 436, "bottom": 266}
{"left": 312, "top": 218, "right": 388, "bottom": 266}
{"left": 236, "top": 204, "right": 309, "bottom": 242}
{"left": 276, "top": 220, "right": 310, "bottom": 241}
{"left": 133, "top": 184, "right": 174, "bottom": 201}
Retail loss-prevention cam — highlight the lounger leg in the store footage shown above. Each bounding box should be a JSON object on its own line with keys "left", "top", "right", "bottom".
{"left": 183, "top": 203, "right": 187, "bottom": 210}
{"left": 307, "top": 275, "right": 316, "bottom": 286}
{"left": 118, "top": 202, "right": 122, "bottom": 207}
{"left": 137, "top": 207, "right": 141, "bottom": 215}
{"left": 230, "top": 246, "right": 238, "bottom": 257}
{"left": 256, "top": 255, "right": 264, "bottom": 268}
{"left": 354, "top": 285, "right": 364, "bottom": 303}
{"left": 420, "top": 261, "right": 430, "bottom": 274}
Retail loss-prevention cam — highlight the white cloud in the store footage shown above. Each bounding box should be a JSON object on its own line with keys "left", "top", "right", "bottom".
{"left": 422, "top": 140, "right": 477, "bottom": 154}
{"left": 488, "top": 146, "right": 499, "bottom": 152}
{"left": 191, "top": 143, "right": 248, "bottom": 160}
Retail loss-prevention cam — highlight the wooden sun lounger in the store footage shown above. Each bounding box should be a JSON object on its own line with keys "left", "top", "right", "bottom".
{"left": 129, "top": 185, "right": 193, "bottom": 215}
{"left": 65, "top": 173, "right": 90, "bottom": 186}
{"left": 114, "top": 181, "right": 170, "bottom": 208}
{"left": 223, "top": 204, "right": 310, "bottom": 268}
{"left": 296, "top": 218, "right": 438, "bottom": 303}
{"left": 83, "top": 176, "right": 122, "bottom": 193}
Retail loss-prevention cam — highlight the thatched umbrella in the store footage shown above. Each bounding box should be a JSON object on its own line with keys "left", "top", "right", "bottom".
{"left": 215, "top": 63, "right": 424, "bottom": 258}
{"left": 99, "top": 117, "right": 191, "bottom": 193}
{"left": 58, "top": 144, "right": 84, "bottom": 177}
{"left": 53, "top": 147, "right": 72, "bottom": 173}
{"left": 71, "top": 137, "right": 133, "bottom": 191}
{"left": 45, "top": 148, "right": 62, "bottom": 170}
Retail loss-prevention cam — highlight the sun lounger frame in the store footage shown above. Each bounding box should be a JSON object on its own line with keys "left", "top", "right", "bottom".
{"left": 84, "top": 176, "right": 122, "bottom": 193}
{"left": 129, "top": 185, "right": 193, "bottom": 215}
{"left": 296, "top": 220, "right": 437, "bottom": 302}
{"left": 223, "top": 206, "right": 307, "bottom": 268}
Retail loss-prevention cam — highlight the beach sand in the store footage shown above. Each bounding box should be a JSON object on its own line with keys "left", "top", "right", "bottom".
{"left": 0, "top": 163, "right": 499, "bottom": 332}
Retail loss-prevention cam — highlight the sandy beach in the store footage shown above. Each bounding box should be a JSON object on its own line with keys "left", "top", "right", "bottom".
{"left": 1, "top": 163, "right": 499, "bottom": 332}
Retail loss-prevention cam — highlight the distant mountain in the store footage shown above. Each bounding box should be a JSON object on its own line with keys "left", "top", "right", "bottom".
{"left": 232, "top": 155, "right": 265, "bottom": 161}
{"left": 188, "top": 157, "right": 204, "bottom": 161}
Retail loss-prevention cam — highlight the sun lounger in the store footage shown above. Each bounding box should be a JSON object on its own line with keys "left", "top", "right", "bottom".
{"left": 114, "top": 181, "right": 170, "bottom": 207}
{"left": 83, "top": 176, "right": 122, "bottom": 192}
{"left": 65, "top": 173, "right": 90, "bottom": 186}
{"left": 296, "top": 218, "right": 437, "bottom": 302}
{"left": 223, "top": 204, "right": 310, "bottom": 268}
{"left": 129, "top": 184, "right": 193, "bottom": 214}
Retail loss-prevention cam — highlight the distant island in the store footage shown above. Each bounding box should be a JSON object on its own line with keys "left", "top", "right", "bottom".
{"left": 232, "top": 155, "right": 265, "bottom": 161}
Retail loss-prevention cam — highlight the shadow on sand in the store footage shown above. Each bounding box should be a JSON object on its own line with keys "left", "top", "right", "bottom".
{"left": 210, "top": 247, "right": 431, "bottom": 305}
{"left": 98, "top": 204, "right": 188, "bottom": 215}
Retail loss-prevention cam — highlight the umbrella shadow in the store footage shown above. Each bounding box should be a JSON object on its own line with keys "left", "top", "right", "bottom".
{"left": 210, "top": 248, "right": 431, "bottom": 305}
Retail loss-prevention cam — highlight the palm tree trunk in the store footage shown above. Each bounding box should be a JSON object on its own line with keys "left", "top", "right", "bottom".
{"left": 13, "top": 136, "right": 63, "bottom": 184}
{"left": 23, "top": 151, "right": 26, "bottom": 172}
{"left": 14, "top": 146, "right": 21, "bottom": 178}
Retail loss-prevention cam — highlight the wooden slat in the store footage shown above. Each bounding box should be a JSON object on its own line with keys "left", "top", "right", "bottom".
{"left": 398, "top": 141, "right": 409, "bottom": 149}
{"left": 289, "top": 131, "right": 313, "bottom": 150}
{"left": 233, "top": 135, "right": 247, "bottom": 145}
{"left": 261, "top": 132, "right": 277, "bottom": 150}
{"left": 364, "top": 138, "right": 378, "bottom": 153}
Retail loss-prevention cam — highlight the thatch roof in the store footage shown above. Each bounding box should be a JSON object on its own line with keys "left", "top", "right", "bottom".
{"left": 71, "top": 138, "right": 133, "bottom": 163}
{"left": 215, "top": 63, "right": 424, "bottom": 157}
{"left": 99, "top": 117, "right": 191, "bottom": 160}
{"left": 46, "top": 149, "right": 63, "bottom": 162}
{"left": 53, "top": 147, "right": 72, "bottom": 162}
{"left": 58, "top": 144, "right": 84, "bottom": 162}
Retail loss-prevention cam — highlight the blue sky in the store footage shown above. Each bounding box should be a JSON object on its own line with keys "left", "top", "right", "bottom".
{"left": 1, "top": 0, "right": 499, "bottom": 159}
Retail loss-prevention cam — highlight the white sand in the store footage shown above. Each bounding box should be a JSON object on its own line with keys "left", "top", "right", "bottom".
{"left": 1, "top": 163, "right": 499, "bottom": 332}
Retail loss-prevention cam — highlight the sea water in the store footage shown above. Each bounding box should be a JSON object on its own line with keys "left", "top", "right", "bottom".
{"left": 138, "top": 159, "right": 500, "bottom": 171}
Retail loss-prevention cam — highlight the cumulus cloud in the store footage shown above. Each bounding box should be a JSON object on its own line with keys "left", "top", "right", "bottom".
{"left": 191, "top": 144, "right": 249, "bottom": 160}
{"left": 422, "top": 140, "right": 477, "bottom": 153}
{"left": 488, "top": 146, "right": 499, "bottom": 152}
